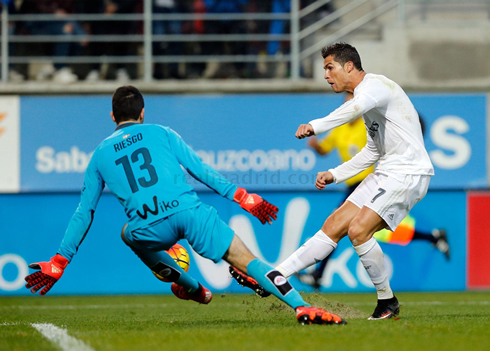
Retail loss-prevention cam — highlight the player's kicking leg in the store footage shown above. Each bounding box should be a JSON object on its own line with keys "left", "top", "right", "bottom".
{"left": 230, "top": 195, "right": 399, "bottom": 320}
{"left": 230, "top": 201, "right": 358, "bottom": 298}
{"left": 121, "top": 224, "right": 212, "bottom": 305}
{"left": 224, "top": 235, "right": 346, "bottom": 325}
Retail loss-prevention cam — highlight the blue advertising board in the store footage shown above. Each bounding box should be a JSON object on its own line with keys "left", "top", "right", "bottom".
{"left": 0, "top": 190, "right": 466, "bottom": 296}
{"left": 411, "top": 94, "right": 487, "bottom": 189}
{"left": 19, "top": 93, "right": 487, "bottom": 192}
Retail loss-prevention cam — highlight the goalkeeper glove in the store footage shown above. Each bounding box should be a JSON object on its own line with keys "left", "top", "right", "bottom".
{"left": 25, "top": 254, "right": 69, "bottom": 295}
{"left": 233, "top": 187, "right": 279, "bottom": 225}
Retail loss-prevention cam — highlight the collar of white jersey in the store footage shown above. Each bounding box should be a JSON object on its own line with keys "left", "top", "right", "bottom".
{"left": 354, "top": 73, "right": 373, "bottom": 95}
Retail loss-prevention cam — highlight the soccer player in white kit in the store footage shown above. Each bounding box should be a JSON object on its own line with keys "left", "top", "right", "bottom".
{"left": 231, "top": 42, "right": 434, "bottom": 320}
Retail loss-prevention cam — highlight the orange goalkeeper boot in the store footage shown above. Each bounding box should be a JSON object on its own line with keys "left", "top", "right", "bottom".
{"left": 296, "top": 306, "right": 347, "bottom": 325}
{"left": 229, "top": 266, "right": 271, "bottom": 298}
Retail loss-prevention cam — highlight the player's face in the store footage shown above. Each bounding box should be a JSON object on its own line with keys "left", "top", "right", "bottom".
{"left": 323, "top": 55, "right": 349, "bottom": 93}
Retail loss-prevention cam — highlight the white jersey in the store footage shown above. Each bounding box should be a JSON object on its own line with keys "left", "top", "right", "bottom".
{"left": 309, "top": 73, "right": 434, "bottom": 183}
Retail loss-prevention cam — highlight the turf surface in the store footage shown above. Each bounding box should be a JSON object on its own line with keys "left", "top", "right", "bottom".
{"left": 1, "top": 292, "right": 489, "bottom": 351}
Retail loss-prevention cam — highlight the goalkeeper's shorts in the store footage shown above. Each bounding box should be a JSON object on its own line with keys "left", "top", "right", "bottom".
{"left": 124, "top": 203, "right": 235, "bottom": 263}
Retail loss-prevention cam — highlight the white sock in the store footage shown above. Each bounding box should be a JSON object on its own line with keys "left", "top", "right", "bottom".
{"left": 276, "top": 230, "right": 337, "bottom": 278}
{"left": 354, "top": 237, "right": 394, "bottom": 300}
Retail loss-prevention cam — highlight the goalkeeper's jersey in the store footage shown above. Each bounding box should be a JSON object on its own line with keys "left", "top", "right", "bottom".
{"left": 58, "top": 123, "right": 237, "bottom": 261}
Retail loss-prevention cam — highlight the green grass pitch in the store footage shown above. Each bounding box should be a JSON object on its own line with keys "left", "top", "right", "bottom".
{"left": 1, "top": 291, "right": 489, "bottom": 351}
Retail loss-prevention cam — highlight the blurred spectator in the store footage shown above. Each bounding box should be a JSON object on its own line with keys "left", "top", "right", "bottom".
{"left": 262, "top": 0, "right": 289, "bottom": 78}
{"left": 81, "top": 0, "right": 140, "bottom": 82}
{"left": 267, "top": 0, "right": 334, "bottom": 78}
{"left": 19, "top": 0, "right": 87, "bottom": 83}
{"left": 202, "top": 0, "right": 249, "bottom": 78}
{"left": 241, "top": 0, "right": 270, "bottom": 78}
{"left": 5, "top": 0, "right": 25, "bottom": 82}
{"left": 301, "top": 0, "right": 334, "bottom": 78}
{"left": 267, "top": 0, "right": 334, "bottom": 57}
{"left": 153, "top": 0, "right": 188, "bottom": 79}
{"left": 267, "top": 0, "right": 289, "bottom": 59}
{"left": 75, "top": 0, "right": 103, "bottom": 81}
{"left": 182, "top": 0, "right": 206, "bottom": 78}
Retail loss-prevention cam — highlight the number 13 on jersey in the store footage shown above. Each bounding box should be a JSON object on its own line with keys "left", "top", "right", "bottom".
{"left": 115, "top": 147, "right": 159, "bottom": 193}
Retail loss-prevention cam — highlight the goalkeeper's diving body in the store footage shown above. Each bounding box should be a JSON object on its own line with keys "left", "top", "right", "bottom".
{"left": 24, "top": 86, "right": 345, "bottom": 326}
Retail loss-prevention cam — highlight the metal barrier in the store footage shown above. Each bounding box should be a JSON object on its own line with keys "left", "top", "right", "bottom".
{"left": 1, "top": 0, "right": 297, "bottom": 82}
{"left": 0, "top": 0, "right": 488, "bottom": 84}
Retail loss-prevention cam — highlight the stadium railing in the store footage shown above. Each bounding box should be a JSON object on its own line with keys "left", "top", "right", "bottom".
{"left": 0, "top": 0, "right": 488, "bottom": 84}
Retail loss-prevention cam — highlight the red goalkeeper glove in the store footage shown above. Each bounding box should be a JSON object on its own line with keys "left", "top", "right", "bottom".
{"left": 25, "top": 254, "right": 69, "bottom": 295}
{"left": 233, "top": 187, "right": 279, "bottom": 225}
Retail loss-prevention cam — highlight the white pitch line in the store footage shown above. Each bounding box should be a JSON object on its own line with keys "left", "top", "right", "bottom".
{"left": 31, "top": 323, "right": 94, "bottom": 351}
{"left": 0, "top": 322, "right": 19, "bottom": 326}
{"left": 1, "top": 303, "right": 168, "bottom": 310}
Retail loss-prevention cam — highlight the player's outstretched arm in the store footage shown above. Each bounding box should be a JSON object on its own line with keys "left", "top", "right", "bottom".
{"left": 295, "top": 124, "right": 315, "bottom": 139}
{"left": 25, "top": 254, "right": 69, "bottom": 295}
{"left": 233, "top": 187, "right": 279, "bottom": 225}
{"left": 57, "top": 150, "right": 105, "bottom": 261}
{"left": 308, "top": 93, "right": 378, "bottom": 136}
{"left": 315, "top": 171, "right": 335, "bottom": 190}
{"left": 26, "top": 151, "right": 104, "bottom": 296}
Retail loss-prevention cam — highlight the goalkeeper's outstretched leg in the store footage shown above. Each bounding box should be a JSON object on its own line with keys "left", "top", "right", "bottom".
{"left": 223, "top": 235, "right": 346, "bottom": 325}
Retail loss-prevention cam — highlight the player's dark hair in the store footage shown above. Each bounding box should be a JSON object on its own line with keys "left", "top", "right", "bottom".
{"left": 112, "top": 86, "right": 145, "bottom": 123}
{"left": 321, "top": 42, "right": 363, "bottom": 71}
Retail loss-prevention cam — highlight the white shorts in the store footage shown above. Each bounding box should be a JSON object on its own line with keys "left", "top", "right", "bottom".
{"left": 346, "top": 171, "right": 431, "bottom": 231}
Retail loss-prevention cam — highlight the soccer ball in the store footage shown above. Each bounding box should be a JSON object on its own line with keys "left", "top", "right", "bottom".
{"left": 167, "top": 244, "right": 190, "bottom": 272}
{"left": 152, "top": 243, "right": 190, "bottom": 282}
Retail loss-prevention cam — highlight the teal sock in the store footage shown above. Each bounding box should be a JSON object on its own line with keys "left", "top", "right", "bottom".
{"left": 131, "top": 247, "right": 200, "bottom": 293}
{"left": 247, "top": 258, "right": 309, "bottom": 309}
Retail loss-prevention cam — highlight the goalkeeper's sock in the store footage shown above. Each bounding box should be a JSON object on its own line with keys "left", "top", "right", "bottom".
{"left": 354, "top": 237, "right": 394, "bottom": 300}
{"left": 276, "top": 230, "right": 337, "bottom": 277}
{"left": 247, "top": 258, "right": 309, "bottom": 309}
{"left": 132, "top": 247, "right": 200, "bottom": 293}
